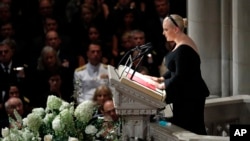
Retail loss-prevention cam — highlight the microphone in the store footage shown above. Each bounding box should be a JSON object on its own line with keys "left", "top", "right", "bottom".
{"left": 116, "top": 42, "right": 152, "bottom": 69}
{"left": 129, "top": 43, "right": 152, "bottom": 80}
{"left": 133, "top": 43, "right": 152, "bottom": 61}
{"left": 132, "top": 42, "right": 152, "bottom": 51}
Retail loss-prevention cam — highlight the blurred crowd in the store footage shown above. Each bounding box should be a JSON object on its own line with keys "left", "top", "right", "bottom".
{"left": 0, "top": 0, "right": 186, "bottom": 131}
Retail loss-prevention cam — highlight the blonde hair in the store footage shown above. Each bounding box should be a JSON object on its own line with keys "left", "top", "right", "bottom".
{"left": 92, "top": 85, "right": 113, "bottom": 102}
{"left": 167, "top": 14, "right": 187, "bottom": 32}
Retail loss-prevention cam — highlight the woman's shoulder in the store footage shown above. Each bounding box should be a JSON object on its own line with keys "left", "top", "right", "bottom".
{"left": 177, "top": 44, "right": 198, "bottom": 54}
{"left": 177, "top": 38, "right": 199, "bottom": 53}
{"left": 178, "top": 44, "right": 191, "bottom": 48}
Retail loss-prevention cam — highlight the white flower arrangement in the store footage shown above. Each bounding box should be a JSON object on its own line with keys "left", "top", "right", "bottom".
{"left": 74, "top": 100, "right": 95, "bottom": 123}
{"left": 85, "top": 125, "right": 98, "bottom": 135}
{"left": 0, "top": 95, "right": 121, "bottom": 141}
{"left": 43, "top": 134, "right": 52, "bottom": 141}
{"left": 46, "top": 95, "right": 63, "bottom": 111}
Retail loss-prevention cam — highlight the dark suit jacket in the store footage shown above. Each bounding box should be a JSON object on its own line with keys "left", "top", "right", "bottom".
{"left": 0, "top": 61, "right": 27, "bottom": 104}
{"left": 0, "top": 61, "right": 28, "bottom": 123}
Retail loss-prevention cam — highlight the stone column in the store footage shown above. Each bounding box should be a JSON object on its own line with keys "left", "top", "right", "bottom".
{"left": 221, "top": 0, "right": 232, "bottom": 97}
{"left": 187, "top": 0, "right": 221, "bottom": 97}
{"left": 232, "top": 0, "right": 250, "bottom": 95}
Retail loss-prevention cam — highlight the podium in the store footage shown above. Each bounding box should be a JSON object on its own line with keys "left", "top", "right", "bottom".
{"left": 108, "top": 65, "right": 166, "bottom": 140}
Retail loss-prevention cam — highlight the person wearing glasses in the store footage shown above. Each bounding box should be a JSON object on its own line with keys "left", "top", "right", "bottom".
{"left": 103, "top": 100, "right": 119, "bottom": 122}
{"left": 147, "top": 14, "right": 210, "bottom": 135}
{"left": 92, "top": 99, "right": 120, "bottom": 140}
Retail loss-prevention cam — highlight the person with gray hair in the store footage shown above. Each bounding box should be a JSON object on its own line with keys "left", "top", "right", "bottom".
{"left": 146, "top": 14, "right": 210, "bottom": 135}
{"left": 30, "top": 46, "right": 73, "bottom": 108}
{"left": 36, "top": 46, "right": 61, "bottom": 71}
{"left": 5, "top": 97, "right": 24, "bottom": 119}
{"left": 0, "top": 41, "right": 27, "bottom": 120}
{"left": 1, "top": 97, "right": 24, "bottom": 129}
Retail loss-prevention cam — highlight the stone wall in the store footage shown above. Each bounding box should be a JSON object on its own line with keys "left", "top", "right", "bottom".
{"left": 149, "top": 95, "right": 250, "bottom": 141}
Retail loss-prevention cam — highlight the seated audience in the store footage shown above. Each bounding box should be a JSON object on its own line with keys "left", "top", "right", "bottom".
{"left": 0, "top": 40, "right": 28, "bottom": 120}
{"left": 103, "top": 100, "right": 119, "bottom": 122}
{"left": 3, "top": 83, "right": 31, "bottom": 116}
{"left": 73, "top": 41, "right": 109, "bottom": 104}
{"left": 92, "top": 84, "right": 113, "bottom": 117}
{"left": 40, "top": 71, "right": 73, "bottom": 108}
{"left": 30, "top": 46, "right": 73, "bottom": 108}
{"left": 130, "top": 29, "right": 160, "bottom": 77}
{"left": 4, "top": 97, "right": 24, "bottom": 119}
{"left": 99, "top": 99, "right": 120, "bottom": 139}
{"left": 1, "top": 97, "right": 24, "bottom": 129}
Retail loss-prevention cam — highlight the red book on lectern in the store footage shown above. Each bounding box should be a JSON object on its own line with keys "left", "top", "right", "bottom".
{"left": 118, "top": 65, "right": 166, "bottom": 101}
{"left": 126, "top": 73, "right": 157, "bottom": 91}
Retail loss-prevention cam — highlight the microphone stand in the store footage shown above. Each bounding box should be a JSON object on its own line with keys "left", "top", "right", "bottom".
{"left": 116, "top": 49, "right": 133, "bottom": 69}
{"left": 129, "top": 51, "right": 145, "bottom": 80}
{"left": 115, "top": 49, "right": 134, "bottom": 79}
{"left": 117, "top": 43, "right": 152, "bottom": 68}
{"left": 116, "top": 42, "right": 152, "bottom": 80}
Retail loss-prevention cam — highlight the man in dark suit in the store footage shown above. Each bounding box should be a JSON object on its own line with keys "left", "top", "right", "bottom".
{"left": 0, "top": 40, "right": 27, "bottom": 120}
{"left": 45, "top": 30, "right": 76, "bottom": 71}
{"left": 145, "top": 0, "right": 170, "bottom": 67}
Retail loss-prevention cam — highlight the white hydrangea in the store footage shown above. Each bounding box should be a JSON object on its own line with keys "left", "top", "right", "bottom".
{"left": 44, "top": 134, "right": 53, "bottom": 141}
{"left": 85, "top": 125, "right": 98, "bottom": 135}
{"left": 43, "top": 113, "right": 56, "bottom": 125}
{"left": 32, "top": 136, "right": 42, "bottom": 141}
{"left": 59, "top": 101, "right": 75, "bottom": 115}
{"left": 7, "top": 134, "right": 17, "bottom": 141}
{"left": 22, "top": 128, "right": 35, "bottom": 141}
{"left": 68, "top": 137, "right": 79, "bottom": 141}
{"left": 32, "top": 108, "right": 45, "bottom": 117}
{"left": 60, "top": 109, "right": 74, "bottom": 124}
{"left": 22, "top": 117, "right": 28, "bottom": 126}
{"left": 69, "top": 105, "right": 75, "bottom": 115}
{"left": 1, "top": 127, "right": 9, "bottom": 137}
{"left": 46, "top": 95, "right": 62, "bottom": 111}
{"left": 26, "top": 113, "right": 43, "bottom": 132}
{"left": 6, "top": 131, "right": 20, "bottom": 141}
{"left": 59, "top": 109, "right": 76, "bottom": 134}
{"left": 52, "top": 116, "right": 64, "bottom": 132}
{"left": 0, "top": 94, "right": 122, "bottom": 141}
{"left": 59, "top": 101, "right": 70, "bottom": 111}
{"left": 74, "top": 100, "right": 95, "bottom": 123}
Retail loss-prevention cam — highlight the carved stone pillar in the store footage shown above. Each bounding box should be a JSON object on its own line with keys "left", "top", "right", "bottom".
{"left": 232, "top": 0, "right": 250, "bottom": 95}
{"left": 187, "top": 0, "right": 221, "bottom": 97}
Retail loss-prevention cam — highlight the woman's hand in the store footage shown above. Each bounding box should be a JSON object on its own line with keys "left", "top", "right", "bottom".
{"left": 156, "top": 77, "right": 164, "bottom": 83}
{"left": 144, "top": 75, "right": 164, "bottom": 83}
{"left": 156, "top": 83, "right": 165, "bottom": 90}
{"left": 143, "top": 75, "right": 165, "bottom": 89}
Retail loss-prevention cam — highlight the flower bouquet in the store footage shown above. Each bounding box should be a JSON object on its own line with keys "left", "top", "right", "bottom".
{"left": 0, "top": 95, "right": 121, "bottom": 141}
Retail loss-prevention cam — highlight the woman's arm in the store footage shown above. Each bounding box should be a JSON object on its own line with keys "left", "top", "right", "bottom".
{"left": 143, "top": 75, "right": 165, "bottom": 89}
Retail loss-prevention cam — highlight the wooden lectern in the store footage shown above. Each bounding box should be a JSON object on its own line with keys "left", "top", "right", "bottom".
{"left": 108, "top": 65, "right": 167, "bottom": 141}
